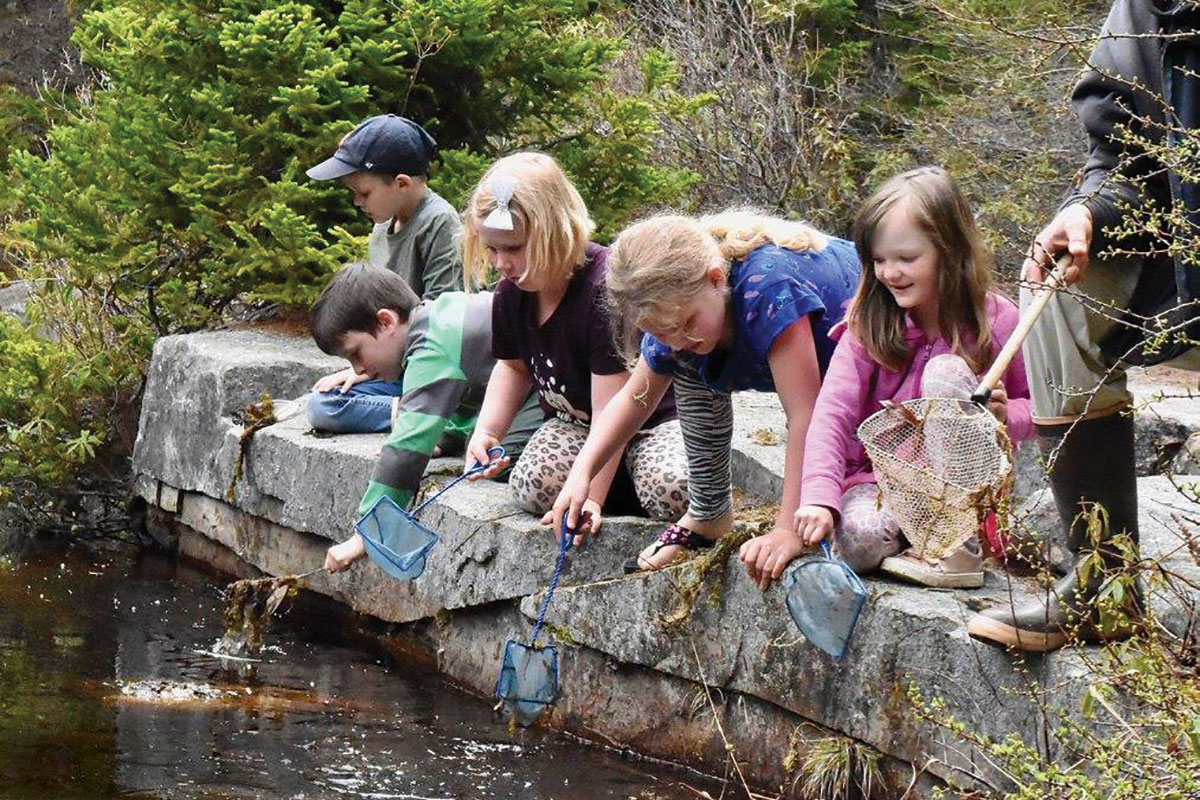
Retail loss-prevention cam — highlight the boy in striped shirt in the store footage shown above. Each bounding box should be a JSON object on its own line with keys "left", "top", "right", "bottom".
{"left": 309, "top": 263, "right": 530, "bottom": 572}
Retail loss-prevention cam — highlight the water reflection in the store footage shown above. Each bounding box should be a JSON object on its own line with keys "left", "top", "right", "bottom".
{"left": 0, "top": 543, "right": 709, "bottom": 799}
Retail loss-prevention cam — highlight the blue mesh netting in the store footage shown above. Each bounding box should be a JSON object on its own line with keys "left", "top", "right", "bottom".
{"left": 353, "top": 447, "right": 506, "bottom": 583}
{"left": 355, "top": 495, "right": 438, "bottom": 582}
{"left": 783, "top": 542, "right": 868, "bottom": 659}
{"left": 495, "top": 639, "right": 561, "bottom": 727}
{"left": 494, "top": 516, "right": 577, "bottom": 727}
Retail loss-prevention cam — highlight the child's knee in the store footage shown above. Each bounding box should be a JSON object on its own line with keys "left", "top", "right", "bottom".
{"left": 921, "top": 354, "right": 977, "bottom": 399}
{"left": 306, "top": 391, "right": 345, "bottom": 432}
{"left": 508, "top": 458, "right": 558, "bottom": 514}
{"left": 834, "top": 525, "right": 901, "bottom": 573}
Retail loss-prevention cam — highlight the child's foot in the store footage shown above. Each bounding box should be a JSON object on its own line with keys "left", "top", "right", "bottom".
{"left": 624, "top": 512, "right": 730, "bottom": 573}
{"left": 878, "top": 537, "right": 984, "bottom": 589}
{"left": 624, "top": 524, "right": 713, "bottom": 573}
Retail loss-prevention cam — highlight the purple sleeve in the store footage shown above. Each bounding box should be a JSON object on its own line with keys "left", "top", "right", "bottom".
{"left": 800, "top": 333, "right": 876, "bottom": 517}
{"left": 744, "top": 277, "right": 825, "bottom": 361}
{"left": 491, "top": 279, "right": 521, "bottom": 361}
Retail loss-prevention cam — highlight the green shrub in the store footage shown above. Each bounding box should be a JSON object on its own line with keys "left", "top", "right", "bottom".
{"left": 0, "top": 0, "right": 699, "bottom": 497}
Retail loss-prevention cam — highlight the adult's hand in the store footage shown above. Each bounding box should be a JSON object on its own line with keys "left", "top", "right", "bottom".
{"left": 1023, "top": 203, "right": 1092, "bottom": 286}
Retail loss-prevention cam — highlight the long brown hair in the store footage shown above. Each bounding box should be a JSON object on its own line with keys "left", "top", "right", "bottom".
{"left": 847, "top": 166, "right": 994, "bottom": 373}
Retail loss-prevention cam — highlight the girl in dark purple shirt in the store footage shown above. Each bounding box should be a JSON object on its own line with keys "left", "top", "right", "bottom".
{"left": 461, "top": 152, "right": 688, "bottom": 532}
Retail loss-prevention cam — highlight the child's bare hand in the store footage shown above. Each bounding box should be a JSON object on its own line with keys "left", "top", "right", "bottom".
{"left": 313, "top": 367, "right": 367, "bottom": 394}
{"left": 542, "top": 497, "right": 601, "bottom": 545}
{"left": 740, "top": 527, "right": 806, "bottom": 591}
{"left": 550, "top": 470, "right": 595, "bottom": 544}
{"left": 793, "top": 505, "right": 834, "bottom": 547}
{"left": 985, "top": 381, "right": 1008, "bottom": 424}
{"left": 325, "top": 533, "right": 366, "bottom": 573}
{"left": 464, "top": 431, "right": 508, "bottom": 480}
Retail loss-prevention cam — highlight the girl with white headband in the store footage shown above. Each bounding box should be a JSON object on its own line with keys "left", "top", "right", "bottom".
{"left": 461, "top": 152, "right": 688, "bottom": 533}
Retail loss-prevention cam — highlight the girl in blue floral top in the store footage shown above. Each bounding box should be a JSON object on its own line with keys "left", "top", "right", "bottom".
{"left": 552, "top": 212, "right": 860, "bottom": 585}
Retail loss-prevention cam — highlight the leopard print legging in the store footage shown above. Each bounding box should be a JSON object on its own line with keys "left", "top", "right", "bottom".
{"left": 509, "top": 417, "right": 689, "bottom": 520}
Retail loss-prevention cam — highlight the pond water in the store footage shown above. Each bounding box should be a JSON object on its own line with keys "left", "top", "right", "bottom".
{"left": 0, "top": 541, "right": 714, "bottom": 799}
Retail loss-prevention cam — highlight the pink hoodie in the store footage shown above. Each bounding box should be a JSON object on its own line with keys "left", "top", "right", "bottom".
{"left": 800, "top": 292, "right": 1033, "bottom": 515}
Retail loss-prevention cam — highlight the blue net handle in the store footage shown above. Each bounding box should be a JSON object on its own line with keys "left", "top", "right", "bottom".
{"left": 529, "top": 515, "right": 577, "bottom": 647}
{"left": 410, "top": 445, "right": 506, "bottom": 518}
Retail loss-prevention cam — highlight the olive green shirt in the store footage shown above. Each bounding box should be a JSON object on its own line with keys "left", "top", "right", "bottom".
{"left": 367, "top": 189, "right": 462, "bottom": 300}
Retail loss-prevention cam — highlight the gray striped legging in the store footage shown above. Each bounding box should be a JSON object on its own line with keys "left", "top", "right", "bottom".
{"left": 673, "top": 363, "right": 735, "bottom": 522}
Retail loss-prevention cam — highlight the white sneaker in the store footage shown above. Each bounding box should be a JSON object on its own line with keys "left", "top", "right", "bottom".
{"left": 880, "top": 537, "right": 984, "bottom": 589}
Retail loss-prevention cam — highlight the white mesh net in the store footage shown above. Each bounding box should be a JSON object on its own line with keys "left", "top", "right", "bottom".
{"left": 856, "top": 397, "right": 1013, "bottom": 560}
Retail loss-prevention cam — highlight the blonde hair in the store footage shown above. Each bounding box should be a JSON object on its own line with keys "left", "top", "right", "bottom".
{"left": 606, "top": 210, "right": 828, "bottom": 364}
{"left": 847, "top": 166, "right": 994, "bottom": 373}
{"left": 461, "top": 152, "right": 594, "bottom": 289}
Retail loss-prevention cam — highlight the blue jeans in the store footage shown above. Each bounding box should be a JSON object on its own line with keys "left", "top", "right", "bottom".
{"left": 306, "top": 379, "right": 403, "bottom": 434}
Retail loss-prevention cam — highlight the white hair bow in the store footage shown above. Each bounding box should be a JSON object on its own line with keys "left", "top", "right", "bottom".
{"left": 482, "top": 174, "right": 519, "bottom": 231}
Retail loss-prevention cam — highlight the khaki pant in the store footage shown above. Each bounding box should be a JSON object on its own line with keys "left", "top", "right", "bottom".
{"left": 1020, "top": 255, "right": 1200, "bottom": 423}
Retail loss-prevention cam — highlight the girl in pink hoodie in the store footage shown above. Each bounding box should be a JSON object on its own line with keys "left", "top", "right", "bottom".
{"left": 790, "top": 167, "right": 1034, "bottom": 589}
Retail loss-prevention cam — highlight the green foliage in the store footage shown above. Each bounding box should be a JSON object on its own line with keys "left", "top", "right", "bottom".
{"left": 0, "top": 0, "right": 699, "bottom": 495}
{"left": 907, "top": 611, "right": 1200, "bottom": 798}
{"left": 0, "top": 288, "right": 143, "bottom": 498}
{"left": 3, "top": 0, "right": 695, "bottom": 334}
{"left": 781, "top": 728, "right": 883, "bottom": 800}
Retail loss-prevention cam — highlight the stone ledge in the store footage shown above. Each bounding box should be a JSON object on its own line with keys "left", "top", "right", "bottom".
{"left": 524, "top": 475, "right": 1198, "bottom": 788}
{"left": 131, "top": 329, "right": 1200, "bottom": 796}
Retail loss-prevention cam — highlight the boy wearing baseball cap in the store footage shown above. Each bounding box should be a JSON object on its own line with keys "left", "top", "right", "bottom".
{"left": 305, "top": 114, "right": 466, "bottom": 438}
{"left": 308, "top": 114, "right": 462, "bottom": 301}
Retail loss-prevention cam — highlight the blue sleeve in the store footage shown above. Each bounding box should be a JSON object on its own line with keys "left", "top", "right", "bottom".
{"left": 639, "top": 333, "right": 678, "bottom": 376}
{"left": 742, "top": 275, "right": 826, "bottom": 361}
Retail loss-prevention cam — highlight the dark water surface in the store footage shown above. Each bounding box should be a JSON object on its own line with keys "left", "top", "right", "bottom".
{"left": 0, "top": 543, "right": 711, "bottom": 800}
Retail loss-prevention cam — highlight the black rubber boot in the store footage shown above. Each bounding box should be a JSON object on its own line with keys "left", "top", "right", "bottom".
{"left": 967, "top": 412, "right": 1142, "bottom": 651}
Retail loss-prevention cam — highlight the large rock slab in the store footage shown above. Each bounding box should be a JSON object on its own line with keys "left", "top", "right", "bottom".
{"left": 133, "top": 329, "right": 1200, "bottom": 796}
{"left": 524, "top": 476, "right": 1199, "bottom": 788}
{"left": 132, "top": 331, "right": 344, "bottom": 501}
{"left": 133, "top": 332, "right": 670, "bottom": 616}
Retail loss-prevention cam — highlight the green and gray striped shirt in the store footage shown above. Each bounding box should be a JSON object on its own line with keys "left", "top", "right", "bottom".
{"left": 358, "top": 291, "right": 495, "bottom": 516}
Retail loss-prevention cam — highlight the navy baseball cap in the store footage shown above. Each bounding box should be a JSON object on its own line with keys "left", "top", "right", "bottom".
{"left": 307, "top": 114, "right": 437, "bottom": 181}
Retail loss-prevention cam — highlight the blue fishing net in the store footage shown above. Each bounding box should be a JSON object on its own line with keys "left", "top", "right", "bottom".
{"left": 355, "top": 495, "right": 438, "bottom": 581}
{"left": 495, "top": 639, "right": 561, "bottom": 727}
{"left": 495, "top": 516, "right": 578, "bottom": 727}
{"left": 783, "top": 541, "right": 868, "bottom": 659}
{"left": 354, "top": 446, "right": 505, "bottom": 583}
